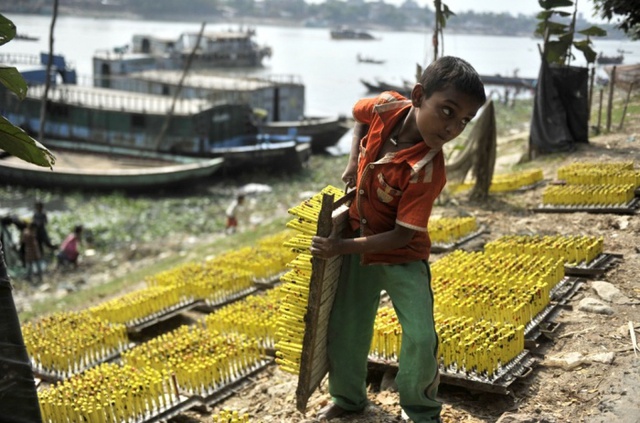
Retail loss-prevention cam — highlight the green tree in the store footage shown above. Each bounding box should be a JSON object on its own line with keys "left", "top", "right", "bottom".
{"left": 0, "top": 14, "right": 54, "bottom": 167}
{"left": 0, "top": 15, "right": 49, "bottom": 422}
{"left": 535, "top": 0, "right": 606, "bottom": 65}
{"left": 592, "top": 0, "right": 640, "bottom": 39}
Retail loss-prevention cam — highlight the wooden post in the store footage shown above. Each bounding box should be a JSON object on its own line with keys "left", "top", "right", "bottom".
{"left": 596, "top": 88, "right": 604, "bottom": 134}
{"left": 606, "top": 66, "right": 616, "bottom": 132}
{"left": 618, "top": 82, "right": 635, "bottom": 131}
{"left": 588, "top": 66, "right": 595, "bottom": 121}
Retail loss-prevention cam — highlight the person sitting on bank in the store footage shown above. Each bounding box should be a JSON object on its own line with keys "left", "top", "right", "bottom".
{"left": 57, "top": 225, "right": 83, "bottom": 269}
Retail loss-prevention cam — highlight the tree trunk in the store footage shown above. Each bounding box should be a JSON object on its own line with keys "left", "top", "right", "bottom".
{"left": 0, "top": 240, "right": 43, "bottom": 422}
{"left": 469, "top": 101, "right": 497, "bottom": 202}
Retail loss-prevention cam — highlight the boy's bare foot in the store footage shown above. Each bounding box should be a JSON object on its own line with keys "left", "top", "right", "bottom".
{"left": 316, "top": 403, "right": 356, "bottom": 420}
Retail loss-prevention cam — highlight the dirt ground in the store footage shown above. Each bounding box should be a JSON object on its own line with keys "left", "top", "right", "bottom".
{"left": 175, "top": 131, "right": 639, "bottom": 423}
{"left": 15, "top": 119, "right": 640, "bottom": 422}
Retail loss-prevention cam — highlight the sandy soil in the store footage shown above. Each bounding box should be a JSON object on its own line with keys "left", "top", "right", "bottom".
{"left": 15, "top": 117, "right": 640, "bottom": 422}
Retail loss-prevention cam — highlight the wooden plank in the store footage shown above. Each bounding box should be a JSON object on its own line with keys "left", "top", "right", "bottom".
{"left": 295, "top": 192, "right": 351, "bottom": 413}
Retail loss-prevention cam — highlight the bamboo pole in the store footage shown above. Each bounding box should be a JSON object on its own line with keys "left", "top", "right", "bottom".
{"left": 38, "top": 0, "right": 59, "bottom": 143}
{"left": 606, "top": 66, "right": 616, "bottom": 132}
{"left": 153, "top": 22, "right": 206, "bottom": 151}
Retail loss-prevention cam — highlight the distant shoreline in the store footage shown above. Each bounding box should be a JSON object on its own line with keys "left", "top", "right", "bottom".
{"left": 3, "top": 8, "right": 601, "bottom": 40}
{"left": 4, "top": 6, "right": 628, "bottom": 40}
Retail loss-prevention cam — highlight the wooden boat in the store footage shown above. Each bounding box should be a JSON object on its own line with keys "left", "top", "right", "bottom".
{"left": 330, "top": 27, "right": 376, "bottom": 40}
{"left": 356, "top": 54, "right": 385, "bottom": 65}
{"left": 261, "top": 116, "right": 351, "bottom": 154}
{"left": 130, "top": 28, "right": 272, "bottom": 69}
{"left": 0, "top": 143, "right": 224, "bottom": 191}
{"left": 91, "top": 62, "right": 347, "bottom": 152}
{"left": 479, "top": 74, "right": 536, "bottom": 89}
{"left": 0, "top": 83, "right": 310, "bottom": 171}
{"left": 14, "top": 33, "right": 39, "bottom": 42}
{"left": 597, "top": 52, "right": 624, "bottom": 65}
{"left": 359, "top": 78, "right": 411, "bottom": 96}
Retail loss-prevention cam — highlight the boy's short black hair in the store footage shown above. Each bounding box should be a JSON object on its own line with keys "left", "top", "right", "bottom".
{"left": 419, "top": 56, "right": 486, "bottom": 105}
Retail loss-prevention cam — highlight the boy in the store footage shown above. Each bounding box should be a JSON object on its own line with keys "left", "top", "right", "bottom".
{"left": 310, "top": 56, "right": 486, "bottom": 422}
{"left": 225, "top": 194, "right": 245, "bottom": 234}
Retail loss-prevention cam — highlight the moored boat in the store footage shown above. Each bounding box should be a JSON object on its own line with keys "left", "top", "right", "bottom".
{"left": 330, "top": 27, "right": 376, "bottom": 40}
{"left": 0, "top": 83, "right": 310, "bottom": 171}
{"left": 261, "top": 115, "right": 351, "bottom": 154}
{"left": 479, "top": 74, "right": 537, "bottom": 89}
{"left": 91, "top": 58, "right": 347, "bottom": 152}
{"left": 0, "top": 143, "right": 224, "bottom": 191}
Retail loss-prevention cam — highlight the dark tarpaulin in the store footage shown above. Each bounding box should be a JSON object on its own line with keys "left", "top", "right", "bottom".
{"left": 0, "top": 241, "right": 43, "bottom": 423}
{"left": 529, "top": 60, "right": 590, "bottom": 154}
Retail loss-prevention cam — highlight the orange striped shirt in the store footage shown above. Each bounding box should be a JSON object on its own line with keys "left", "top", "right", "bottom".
{"left": 350, "top": 91, "right": 446, "bottom": 264}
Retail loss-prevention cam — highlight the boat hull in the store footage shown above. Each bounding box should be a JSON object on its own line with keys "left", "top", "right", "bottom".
{"left": 261, "top": 116, "right": 351, "bottom": 153}
{"left": 0, "top": 144, "right": 224, "bottom": 191}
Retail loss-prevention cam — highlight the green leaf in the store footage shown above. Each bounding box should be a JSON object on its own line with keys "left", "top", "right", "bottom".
{"left": 545, "top": 39, "right": 572, "bottom": 64}
{"left": 536, "top": 10, "right": 555, "bottom": 20}
{"left": 545, "top": 21, "right": 570, "bottom": 35}
{"left": 0, "top": 116, "right": 56, "bottom": 167}
{"left": 0, "top": 66, "right": 27, "bottom": 99}
{"left": 0, "top": 14, "right": 16, "bottom": 46}
{"left": 442, "top": 4, "right": 456, "bottom": 19}
{"left": 578, "top": 25, "right": 607, "bottom": 37}
{"left": 573, "top": 40, "right": 597, "bottom": 63}
{"left": 539, "top": 0, "right": 574, "bottom": 10}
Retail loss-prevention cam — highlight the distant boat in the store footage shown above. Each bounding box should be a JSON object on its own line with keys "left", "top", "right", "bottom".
{"left": 330, "top": 27, "right": 376, "bottom": 40}
{"left": 356, "top": 54, "right": 385, "bottom": 65}
{"left": 15, "top": 33, "right": 39, "bottom": 41}
{"left": 597, "top": 51, "right": 624, "bottom": 65}
{"left": 0, "top": 144, "right": 224, "bottom": 191}
{"left": 479, "top": 74, "right": 537, "bottom": 89}
{"left": 129, "top": 27, "right": 272, "bottom": 69}
{"left": 359, "top": 78, "right": 411, "bottom": 96}
{"left": 1, "top": 83, "right": 310, "bottom": 172}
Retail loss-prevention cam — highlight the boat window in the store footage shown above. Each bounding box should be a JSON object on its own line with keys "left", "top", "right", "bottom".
{"left": 47, "top": 102, "right": 69, "bottom": 118}
{"left": 131, "top": 113, "right": 146, "bottom": 128}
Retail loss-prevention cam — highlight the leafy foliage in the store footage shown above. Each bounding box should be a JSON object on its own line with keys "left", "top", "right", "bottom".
{"left": 592, "top": 0, "right": 640, "bottom": 39}
{"left": 535, "top": 0, "right": 606, "bottom": 65}
{"left": 0, "top": 14, "right": 55, "bottom": 168}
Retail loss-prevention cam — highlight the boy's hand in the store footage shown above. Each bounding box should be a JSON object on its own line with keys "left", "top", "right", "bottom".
{"left": 341, "top": 162, "right": 357, "bottom": 189}
{"left": 310, "top": 236, "right": 341, "bottom": 259}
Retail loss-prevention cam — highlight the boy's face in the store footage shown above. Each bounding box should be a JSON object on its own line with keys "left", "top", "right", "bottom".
{"left": 410, "top": 84, "right": 482, "bottom": 150}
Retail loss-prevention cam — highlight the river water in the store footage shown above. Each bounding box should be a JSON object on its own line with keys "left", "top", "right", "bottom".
{"left": 4, "top": 13, "right": 640, "bottom": 119}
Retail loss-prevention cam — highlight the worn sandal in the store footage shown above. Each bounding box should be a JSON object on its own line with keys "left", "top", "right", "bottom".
{"left": 316, "top": 403, "right": 358, "bottom": 420}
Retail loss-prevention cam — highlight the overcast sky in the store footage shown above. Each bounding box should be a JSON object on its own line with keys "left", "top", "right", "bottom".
{"left": 308, "top": 0, "right": 601, "bottom": 21}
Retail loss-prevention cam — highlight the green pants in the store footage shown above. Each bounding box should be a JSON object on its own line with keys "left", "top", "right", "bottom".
{"left": 327, "top": 254, "right": 441, "bottom": 423}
